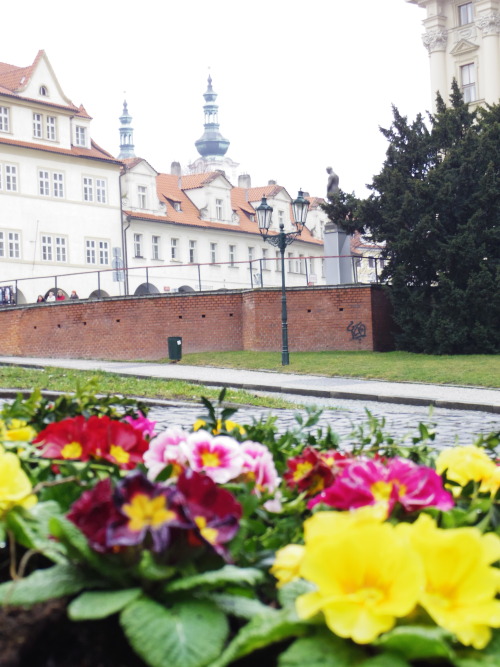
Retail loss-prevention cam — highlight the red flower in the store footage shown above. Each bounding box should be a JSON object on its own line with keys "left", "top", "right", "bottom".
{"left": 33, "top": 416, "right": 91, "bottom": 461}
{"left": 177, "top": 469, "right": 242, "bottom": 559}
{"left": 67, "top": 478, "right": 121, "bottom": 553}
{"left": 284, "top": 448, "right": 349, "bottom": 496}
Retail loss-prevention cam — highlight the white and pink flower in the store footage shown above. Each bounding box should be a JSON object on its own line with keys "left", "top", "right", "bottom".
{"left": 143, "top": 427, "right": 189, "bottom": 481}
{"left": 184, "top": 430, "right": 244, "bottom": 484}
{"left": 240, "top": 441, "right": 280, "bottom": 494}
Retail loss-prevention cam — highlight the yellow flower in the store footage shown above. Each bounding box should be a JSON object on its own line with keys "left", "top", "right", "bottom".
{"left": 193, "top": 419, "right": 245, "bottom": 436}
{"left": 0, "top": 449, "right": 37, "bottom": 517}
{"left": 436, "top": 445, "right": 497, "bottom": 494}
{"left": 0, "top": 418, "right": 37, "bottom": 445}
{"left": 405, "top": 514, "right": 500, "bottom": 649}
{"left": 294, "top": 511, "right": 424, "bottom": 644}
{"left": 270, "top": 544, "right": 306, "bottom": 588}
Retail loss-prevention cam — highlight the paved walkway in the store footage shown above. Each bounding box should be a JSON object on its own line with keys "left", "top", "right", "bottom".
{"left": 0, "top": 356, "right": 499, "bottom": 414}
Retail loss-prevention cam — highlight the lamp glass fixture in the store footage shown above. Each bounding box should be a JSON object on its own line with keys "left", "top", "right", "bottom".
{"left": 256, "top": 195, "right": 273, "bottom": 231}
{"left": 292, "top": 189, "right": 309, "bottom": 228}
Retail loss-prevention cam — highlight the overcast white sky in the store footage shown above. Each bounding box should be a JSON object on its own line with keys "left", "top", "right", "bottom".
{"left": 4, "top": 0, "right": 431, "bottom": 199}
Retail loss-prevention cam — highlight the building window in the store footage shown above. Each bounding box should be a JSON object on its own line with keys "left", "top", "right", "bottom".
{"left": 189, "top": 240, "right": 196, "bottom": 263}
{"left": 215, "top": 199, "right": 223, "bottom": 221}
{"left": 0, "top": 231, "right": 4, "bottom": 257}
{"left": 298, "top": 254, "right": 306, "bottom": 274}
{"left": 138, "top": 186, "right": 147, "bottom": 208}
{"left": 210, "top": 242, "right": 217, "bottom": 263}
{"left": 33, "top": 113, "right": 42, "bottom": 138}
{"left": 55, "top": 236, "right": 67, "bottom": 262}
{"left": 0, "top": 107, "right": 10, "bottom": 132}
{"left": 8, "top": 232, "right": 20, "bottom": 259}
{"left": 368, "top": 256, "right": 375, "bottom": 268}
{"left": 287, "top": 252, "right": 294, "bottom": 273}
{"left": 96, "top": 179, "right": 107, "bottom": 204}
{"left": 99, "top": 240, "right": 109, "bottom": 265}
{"left": 461, "top": 63, "right": 476, "bottom": 103}
{"left": 39, "top": 85, "right": 48, "bottom": 96}
{"left": 53, "top": 173, "right": 64, "bottom": 198}
{"left": 261, "top": 247, "right": 270, "bottom": 270}
{"left": 134, "top": 233, "right": 143, "bottom": 258}
{"left": 41, "top": 235, "right": 53, "bottom": 261}
{"left": 275, "top": 250, "right": 282, "bottom": 272}
{"left": 86, "top": 239, "right": 96, "bottom": 264}
{"left": 46, "top": 116, "right": 57, "bottom": 140}
{"left": 171, "top": 238, "right": 178, "bottom": 260}
{"left": 459, "top": 2, "right": 473, "bottom": 26}
{"left": 229, "top": 244, "right": 236, "bottom": 266}
{"left": 83, "top": 177, "right": 94, "bottom": 202}
{"left": 39, "top": 170, "right": 50, "bottom": 196}
{"left": 278, "top": 210, "right": 284, "bottom": 227}
{"left": 5, "top": 164, "right": 17, "bottom": 192}
{"left": 248, "top": 247, "right": 254, "bottom": 264}
{"left": 174, "top": 201, "right": 181, "bottom": 212}
{"left": 75, "top": 126, "right": 87, "bottom": 147}
{"left": 152, "top": 235, "right": 161, "bottom": 260}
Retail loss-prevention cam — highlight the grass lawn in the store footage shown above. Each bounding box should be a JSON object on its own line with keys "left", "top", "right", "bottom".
{"left": 177, "top": 350, "right": 500, "bottom": 388}
{"left": 0, "top": 365, "right": 297, "bottom": 409}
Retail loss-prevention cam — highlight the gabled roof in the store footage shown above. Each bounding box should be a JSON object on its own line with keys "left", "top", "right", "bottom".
{"left": 180, "top": 172, "right": 231, "bottom": 190}
{"left": 0, "top": 136, "right": 122, "bottom": 164}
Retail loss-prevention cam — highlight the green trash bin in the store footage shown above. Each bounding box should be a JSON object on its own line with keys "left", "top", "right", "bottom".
{"left": 168, "top": 336, "right": 182, "bottom": 361}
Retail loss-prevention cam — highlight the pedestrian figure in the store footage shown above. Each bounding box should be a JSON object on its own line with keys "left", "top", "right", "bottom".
{"left": 36, "top": 295, "right": 45, "bottom": 303}
{"left": 69, "top": 290, "right": 79, "bottom": 300}
{"left": 56, "top": 289, "right": 66, "bottom": 301}
{"left": 46, "top": 291, "right": 56, "bottom": 302}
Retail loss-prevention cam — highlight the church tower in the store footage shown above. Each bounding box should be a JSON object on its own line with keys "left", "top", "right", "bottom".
{"left": 118, "top": 100, "right": 135, "bottom": 159}
{"left": 188, "top": 75, "right": 239, "bottom": 181}
{"left": 408, "top": 0, "right": 500, "bottom": 110}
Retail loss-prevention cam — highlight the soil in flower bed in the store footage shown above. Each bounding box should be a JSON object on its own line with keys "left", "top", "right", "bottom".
{"left": 0, "top": 599, "right": 148, "bottom": 667}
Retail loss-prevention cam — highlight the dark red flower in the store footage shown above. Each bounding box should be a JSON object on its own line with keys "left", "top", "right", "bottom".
{"left": 67, "top": 478, "right": 121, "bottom": 553}
{"left": 284, "top": 447, "right": 347, "bottom": 496}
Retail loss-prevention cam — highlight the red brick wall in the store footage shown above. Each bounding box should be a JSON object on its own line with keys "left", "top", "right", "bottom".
{"left": 0, "top": 286, "right": 393, "bottom": 360}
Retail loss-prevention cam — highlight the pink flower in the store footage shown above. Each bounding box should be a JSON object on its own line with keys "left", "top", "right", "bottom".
{"left": 185, "top": 430, "right": 244, "bottom": 484}
{"left": 308, "top": 457, "right": 454, "bottom": 515}
{"left": 124, "top": 412, "right": 157, "bottom": 440}
{"left": 240, "top": 441, "right": 280, "bottom": 494}
{"left": 144, "top": 427, "right": 189, "bottom": 481}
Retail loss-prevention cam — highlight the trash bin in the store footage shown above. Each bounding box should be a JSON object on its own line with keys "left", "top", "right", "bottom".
{"left": 168, "top": 336, "right": 182, "bottom": 361}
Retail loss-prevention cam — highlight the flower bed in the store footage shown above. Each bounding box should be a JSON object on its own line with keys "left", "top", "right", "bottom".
{"left": 1, "top": 382, "right": 500, "bottom": 666}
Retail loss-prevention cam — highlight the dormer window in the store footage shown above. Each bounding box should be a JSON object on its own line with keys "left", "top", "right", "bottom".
{"left": 75, "top": 125, "right": 87, "bottom": 147}
{"left": 138, "top": 186, "right": 147, "bottom": 209}
{"left": 458, "top": 3, "right": 473, "bottom": 26}
{"left": 39, "top": 85, "right": 48, "bottom": 96}
{"left": 215, "top": 199, "right": 223, "bottom": 221}
{"left": 174, "top": 202, "right": 181, "bottom": 212}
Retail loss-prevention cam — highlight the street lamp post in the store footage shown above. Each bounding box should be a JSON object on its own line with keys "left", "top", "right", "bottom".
{"left": 256, "top": 190, "right": 309, "bottom": 366}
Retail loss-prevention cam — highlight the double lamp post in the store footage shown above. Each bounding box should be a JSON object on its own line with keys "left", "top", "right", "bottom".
{"left": 256, "top": 191, "right": 309, "bottom": 366}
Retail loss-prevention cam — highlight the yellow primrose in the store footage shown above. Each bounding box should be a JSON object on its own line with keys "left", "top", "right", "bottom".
{"left": 4, "top": 419, "right": 37, "bottom": 443}
{"left": 270, "top": 544, "right": 306, "bottom": 588}
{"left": 0, "top": 449, "right": 37, "bottom": 517}
{"left": 295, "top": 511, "right": 424, "bottom": 644}
{"left": 405, "top": 514, "right": 500, "bottom": 650}
{"left": 436, "top": 445, "right": 497, "bottom": 494}
{"left": 193, "top": 418, "right": 246, "bottom": 436}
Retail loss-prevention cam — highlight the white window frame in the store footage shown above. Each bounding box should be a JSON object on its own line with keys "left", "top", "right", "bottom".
{"left": 86, "top": 238, "right": 109, "bottom": 265}
{"left": 41, "top": 234, "right": 53, "bottom": 261}
{"left": 171, "top": 238, "right": 178, "bottom": 260}
{"left": 229, "top": 244, "right": 236, "bottom": 267}
{"left": 461, "top": 63, "right": 477, "bottom": 103}
{"left": 98, "top": 240, "right": 109, "bottom": 265}
{"left": 210, "top": 242, "right": 218, "bottom": 264}
{"left": 75, "top": 125, "right": 87, "bottom": 147}
{"left": 4, "top": 164, "right": 17, "bottom": 192}
{"left": 0, "top": 231, "right": 4, "bottom": 257}
{"left": 459, "top": 2, "right": 473, "bottom": 26}
{"left": 39, "top": 170, "right": 50, "bottom": 196}
{"left": 152, "top": 235, "right": 161, "bottom": 260}
{"left": 262, "top": 247, "right": 270, "bottom": 270}
{"left": 96, "top": 178, "right": 107, "bottom": 204}
{"left": 215, "top": 199, "right": 223, "bottom": 221}
{"left": 189, "top": 240, "right": 196, "bottom": 263}
{"left": 134, "top": 233, "right": 143, "bottom": 258}
{"left": 86, "top": 239, "right": 96, "bottom": 264}
{"left": 174, "top": 201, "right": 181, "bottom": 212}
{"left": 53, "top": 172, "right": 64, "bottom": 198}
{"left": 33, "top": 113, "right": 43, "bottom": 138}
{"left": 138, "top": 185, "right": 147, "bottom": 208}
{"left": 248, "top": 246, "right": 255, "bottom": 266}
{"left": 275, "top": 250, "right": 281, "bottom": 272}
{"left": 0, "top": 106, "right": 10, "bottom": 133}
{"left": 55, "top": 236, "right": 67, "bottom": 262}
{"left": 278, "top": 210, "right": 285, "bottom": 227}
{"left": 46, "top": 116, "right": 57, "bottom": 141}
{"left": 41, "top": 234, "right": 66, "bottom": 263}
{"left": 83, "top": 177, "right": 94, "bottom": 202}
{"left": 8, "top": 231, "right": 20, "bottom": 259}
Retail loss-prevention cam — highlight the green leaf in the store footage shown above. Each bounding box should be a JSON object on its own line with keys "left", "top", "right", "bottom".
{"left": 165, "top": 565, "right": 264, "bottom": 593}
{"left": 68, "top": 588, "right": 142, "bottom": 620}
{"left": 120, "top": 597, "right": 229, "bottom": 667}
{"left": 0, "top": 563, "right": 95, "bottom": 606}
{"left": 278, "top": 631, "right": 367, "bottom": 666}
{"left": 135, "top": 550, "right": 176, "bottom": 581}
{"left": 278, "top": 578, "right": 316, "bottom": 608}
{"left": 6, "top": 502, "right": 67, "bottom": 564}
{"left": 203, "top": 592, "right": 275, "bottom": 619}
{"left": 209, "top": 607, "right": 308, "bottom": 667}
{"left": 375, "top": 625, "right": 455, "bottom": 660}
{"left": 360, "top": 655, "right": 411, "bottom": 667}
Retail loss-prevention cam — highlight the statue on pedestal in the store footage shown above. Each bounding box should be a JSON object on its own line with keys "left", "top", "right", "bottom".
{"left": 326, "top": 166, "right": 339, "bottom": 199}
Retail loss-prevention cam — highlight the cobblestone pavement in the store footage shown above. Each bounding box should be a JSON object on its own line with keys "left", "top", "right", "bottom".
{"left": 148, "top": 392, "right": 500, "bottom": 450}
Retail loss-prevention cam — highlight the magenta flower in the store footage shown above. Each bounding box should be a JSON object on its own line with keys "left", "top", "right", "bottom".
{"left": 184, "top": 430, "right": 244, "bottom": 483}
{"left": 124, "top": 411, "right": 157, "bottom": 440}
{"left": 240, "top": 441, "right": 280, "bottom": 495}
{"left": 144, "top": 427, "right": 189, "bottom": 480}
{"left": 308, "top": 457, "right": 454, "bottom": 515}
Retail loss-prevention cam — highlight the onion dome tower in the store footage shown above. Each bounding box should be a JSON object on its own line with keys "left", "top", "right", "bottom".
{"left": 118, "top": 100, "right": 135, "bottom": 159}
{"left": 194, "top": 75, "right": 230, "bottom": 158}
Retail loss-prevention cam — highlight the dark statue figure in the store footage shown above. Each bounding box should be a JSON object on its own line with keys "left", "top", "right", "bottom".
{"left": 326, "top": 166, "right": 339, "bottom": 198}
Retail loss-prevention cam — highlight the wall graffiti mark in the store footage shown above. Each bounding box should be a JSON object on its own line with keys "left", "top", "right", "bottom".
{"left": 347, "top": 321, "right": 367, "bottom": 341}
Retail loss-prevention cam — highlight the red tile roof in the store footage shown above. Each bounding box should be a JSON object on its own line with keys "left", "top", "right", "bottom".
{"left": 0, "top": 136, "right": 122, "bottom": 164}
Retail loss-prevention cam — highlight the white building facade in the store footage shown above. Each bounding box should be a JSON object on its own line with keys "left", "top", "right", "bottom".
{"left": 0, "top": 50, "right": 123, "bottom": 303}
{"left": 408, "top": 0, "right": 500, "bottom": 109}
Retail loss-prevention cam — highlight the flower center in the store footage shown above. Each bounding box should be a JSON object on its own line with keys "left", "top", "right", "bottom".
{"left": 123, "top": 493, "right": 176, "bottom": 531}
{"left": 109, "top": 445, "right": 130, "bottom": 464}
{"left": 293, "top": 461, "right": 313, "bottom": 481}
{"left": 201, "top": 451, "right": 221, "bottom": 468}
{"left": 61, "top": 441, "right": 83, "bottom": 459}
{"left": 194, "top": 516, "right": 218, "bottom": 545}
{"left": 370, "top": 480, "right": 394, "bottom": 502}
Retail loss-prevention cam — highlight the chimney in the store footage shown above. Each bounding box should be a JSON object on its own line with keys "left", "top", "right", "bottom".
{"left": 268, "top": 179, "right": 277, "bottom": 185}
{"left": 171, "top": 161, "right": 181, "bottom": 176}
{"left": 238, "top": 174, "right": 251, "bottom": 188}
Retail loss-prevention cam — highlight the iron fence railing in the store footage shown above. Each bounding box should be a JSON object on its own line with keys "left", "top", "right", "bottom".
{"left": 0, "top": 254, "right": 386, "bottom": 305}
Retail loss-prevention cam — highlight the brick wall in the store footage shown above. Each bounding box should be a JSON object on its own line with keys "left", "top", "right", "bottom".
{"left": 0, "top": 285, "right": 394, "bottom": 360}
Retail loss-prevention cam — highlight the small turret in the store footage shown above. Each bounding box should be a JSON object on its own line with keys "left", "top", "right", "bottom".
{"left": 194, "top": 75, "right": 230, "bottom": 158}
{"left": 118, "top": 100, "right": 135, "bottom": 159}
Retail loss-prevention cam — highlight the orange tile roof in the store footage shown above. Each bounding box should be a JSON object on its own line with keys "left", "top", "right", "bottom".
{"left": 180, "top": 172, "right": 223, "bottom": 189}
{"left": 0, "top": 136, "right": 122, "bottom": 164}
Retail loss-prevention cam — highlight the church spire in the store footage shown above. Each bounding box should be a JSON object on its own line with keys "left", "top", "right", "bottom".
{"left": 118, "top": 100, "right": 135, "bottom": 159}
{"left": 194, "top": 75, "right": 230, "bottom": 158}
